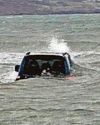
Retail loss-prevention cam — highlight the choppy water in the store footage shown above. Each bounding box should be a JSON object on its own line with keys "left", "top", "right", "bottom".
{"left": 0, "top": 14, "right": 100, "bottom": 125}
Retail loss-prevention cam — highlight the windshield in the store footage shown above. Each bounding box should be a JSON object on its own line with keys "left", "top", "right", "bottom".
{"left": 22, "top": 55, "right": 65, "bottom": 76}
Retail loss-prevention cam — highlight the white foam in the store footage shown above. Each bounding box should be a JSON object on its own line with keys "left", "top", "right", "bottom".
{"left": 48, "top": 37, "right": 100, "bottom": 65}
{"left": 48, "top": 37, "right": 70, "bottom": 53}
{"left": 0, "top": 71, "right": 18, "bottom": 83}
{"left": 0, "top": 52, "right": 24, "bottom": 83}
{"left": 0, "top": 52, "right": 24, "bottom": 64}
{"left": 72, "top": 51, "right": 100, "bottom": 58}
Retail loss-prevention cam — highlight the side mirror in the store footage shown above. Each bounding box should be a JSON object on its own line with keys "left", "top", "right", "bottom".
{"left": 15, "top": 65, "right": 20, "bottom": 72}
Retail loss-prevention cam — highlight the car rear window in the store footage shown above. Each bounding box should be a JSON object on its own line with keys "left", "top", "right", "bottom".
{"left": 23, "top": 55, "right": 65, "bottom": 75}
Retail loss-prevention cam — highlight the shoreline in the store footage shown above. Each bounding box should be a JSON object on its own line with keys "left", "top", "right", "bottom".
{"left": 0, "top": 12, "right": 100, "bottom": 16}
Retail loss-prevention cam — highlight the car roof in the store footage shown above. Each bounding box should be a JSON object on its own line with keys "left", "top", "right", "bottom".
{"left": 25, "top": 52, "right": 69, "bottom": 58}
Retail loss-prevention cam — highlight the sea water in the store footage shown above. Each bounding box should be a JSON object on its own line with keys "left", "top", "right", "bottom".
{"left": 0, "top": 14, "right": 100, "bottom": 125}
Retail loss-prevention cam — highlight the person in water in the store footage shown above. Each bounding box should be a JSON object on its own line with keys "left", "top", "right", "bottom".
{"left": 24, "top": 59, "right": 40, "bottom": 77}
{"left": 41, "top": 62, "right": 51, "bottom": 76}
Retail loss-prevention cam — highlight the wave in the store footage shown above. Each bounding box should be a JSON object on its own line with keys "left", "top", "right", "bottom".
{"left": 0, "top": 71, "right": 18, "bottom": 84}
{"left": 0, "top": 52, "right": 24, "bottom": 83}
{"left": 0, "top": 52, "right": 24, "bottom": 65}
{"left": 48, "top": 37, "right": 70, "bottom": 53}
{"left": 0, "top": 38, "right": 99, "bottom": 83}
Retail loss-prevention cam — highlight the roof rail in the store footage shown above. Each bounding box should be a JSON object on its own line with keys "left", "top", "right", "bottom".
{"left": 25, "top": 51, "right": 70, "bottom": 56}
{"left": 63, "top": 52, "right": 69, "bottom": 56}
{"left": 26, "top": 52, "right": 30, "bottom": 55}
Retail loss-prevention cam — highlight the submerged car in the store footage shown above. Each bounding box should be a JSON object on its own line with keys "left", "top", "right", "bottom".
{"left": 15, "top": 52, "right": 73, "bottom": 80}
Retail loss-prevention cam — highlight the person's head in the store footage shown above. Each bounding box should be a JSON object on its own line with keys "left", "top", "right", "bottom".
{"left": 42, "top": 62, "right": 50, "bottom": 70}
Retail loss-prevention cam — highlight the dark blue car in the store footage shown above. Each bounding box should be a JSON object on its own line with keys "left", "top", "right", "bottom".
{"left": 15, "top": 52, "right": 73, "bottom": 80}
